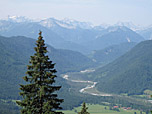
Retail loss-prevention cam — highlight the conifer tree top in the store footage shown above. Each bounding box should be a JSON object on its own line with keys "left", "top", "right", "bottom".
{"left": 16, "top": 31, "right": 63, "bottom": 114}
{"left": 78, "top": 102, "right": 90, "bottom": 114}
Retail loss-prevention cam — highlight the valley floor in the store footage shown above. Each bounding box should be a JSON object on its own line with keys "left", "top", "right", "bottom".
{"left": 61, "top": 69, "right": 152, "bottom": 113}
{"left": 61, "top": 104, "right": 146, "bottom": 114}
{"left": 62, "top": 69, "right": 112, "bottom": 97}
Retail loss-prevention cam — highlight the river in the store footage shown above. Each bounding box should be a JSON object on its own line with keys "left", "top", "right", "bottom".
{"left": 62, "top": 74, "right": 112, "bottom": 96}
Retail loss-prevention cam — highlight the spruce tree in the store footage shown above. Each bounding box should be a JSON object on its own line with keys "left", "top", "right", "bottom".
{"left": 78, "top": 102, "right": 90, "bottom": 114}
{"left": 16, "top": 31, "right": 63, "bottom": 114}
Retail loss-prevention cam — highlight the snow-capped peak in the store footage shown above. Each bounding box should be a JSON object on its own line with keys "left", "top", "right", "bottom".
{"left": 7, "top": 16, "right": 32, "bottom": 23}
{"left": 40, "top": 17, "right": 93, "bottom": 29}
{"left": 107, "top": 26, "right": 131, "bottom": 33}
{"left": 40, "top": 18, "right": 58, "bottom": 28}
{"left": 40, "top": 18, "right": 77, "bottom": 29}
{"left": 63, "top": 18, "right": 93, "bottom": 29}
{"left": 114, "top": 22, "right": 141, "bottom": 31}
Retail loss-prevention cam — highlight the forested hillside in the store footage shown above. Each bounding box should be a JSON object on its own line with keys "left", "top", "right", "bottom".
{"left": 92, "top": 40, "right": 152, "bottom": 95}
{"left": 0, "top": 35, "right": 95, "bottom": 111}
{"left": 90, "top": 42, "right": 136, "bottom": 64}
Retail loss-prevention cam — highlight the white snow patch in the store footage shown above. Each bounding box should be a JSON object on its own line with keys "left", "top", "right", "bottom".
{"left": 56, "top": 21, "right": 75, "bottom": 29}
{"left": 92, "top": 59, "right": 97, "bottom": 62}
{"left": 40, "top": 20, "right": 55, "bottom": 28}
{"left": 126, "top": 37, "right": 131, "bottom": 42}
{"left": 108, "top": 27, "right": 118, "bottom": 32}
{"left": 7, "top": 16, "right": 32, "bottom": 22}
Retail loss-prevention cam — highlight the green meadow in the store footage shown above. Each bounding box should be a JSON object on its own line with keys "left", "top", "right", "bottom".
{"left": 61, "top": 104, "right": 146, "bottom": 114}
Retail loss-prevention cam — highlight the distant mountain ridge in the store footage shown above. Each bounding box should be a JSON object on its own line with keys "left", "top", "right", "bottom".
{"left": 83, "top": 26, "right": 144, "bottom": 50}
{"left": 0, "top": 16, "right": 145, "bottom": 54}
{"left": 89, "top": 42, "right": 137, "bottom": 64}
{"left": 40, "top": 18, "right": 93, "bottom": 29}
{"left": 137, "top": 26, "right": 152, "bottom": 40}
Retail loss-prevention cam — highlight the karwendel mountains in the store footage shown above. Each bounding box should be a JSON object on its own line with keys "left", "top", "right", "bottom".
{"left": 0, "top": 16, "right": 145, "bottom": 54}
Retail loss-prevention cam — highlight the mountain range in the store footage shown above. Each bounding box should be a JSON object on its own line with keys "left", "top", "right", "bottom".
{"left": 0, "top": 16, "right": 145, "bottom": 54}
{"left": 83, "top": 26, "right": 143, "bottom": 50}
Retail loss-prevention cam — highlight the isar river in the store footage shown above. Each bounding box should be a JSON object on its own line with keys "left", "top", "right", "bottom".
{"left": 63, "top": 74, "right": 112, "bottom": 96}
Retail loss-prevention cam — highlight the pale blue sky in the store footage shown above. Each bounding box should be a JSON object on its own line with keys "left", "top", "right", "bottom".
{"left": 1, "top": 0, "right": 152, "bottom": 26}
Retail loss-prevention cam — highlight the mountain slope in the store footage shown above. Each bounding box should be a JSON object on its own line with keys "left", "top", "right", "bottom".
{"left": 0, "top": 35, "right": 94, "bottom": 99}
{"left": 92, "top": 40, "right": 152, "bottom": 94}
{"left": 85, "top": 26, "right": 144, "bottom": 50}
{"left": 89, "top": 42, "right": 136, "bottom": 64}
{"left": 137, "top": 27, "right": 152, "bottom": 40}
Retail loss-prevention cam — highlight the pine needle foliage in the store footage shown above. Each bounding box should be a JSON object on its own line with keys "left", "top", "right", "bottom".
{"left": 78, "top": 102, "right": 90, "bottom": 114}
{"left": 16, "top": 31, "right": 63, "bottom": 114}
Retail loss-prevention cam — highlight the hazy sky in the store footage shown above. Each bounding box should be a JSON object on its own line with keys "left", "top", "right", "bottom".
{"left": 1, "top": 0, "right": 152, "bottom": 26}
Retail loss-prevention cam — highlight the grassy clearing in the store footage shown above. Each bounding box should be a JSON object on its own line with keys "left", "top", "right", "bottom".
{"left": 144, "top": 90, "right": 152, "bottom": 95}
{"left": 61, "top": 104, "right": 146, "bottom": 114}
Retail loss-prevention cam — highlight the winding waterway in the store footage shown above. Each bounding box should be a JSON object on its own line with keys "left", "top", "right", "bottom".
{"left": 63, "top": 74, "right": 112, "bottom": 96}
